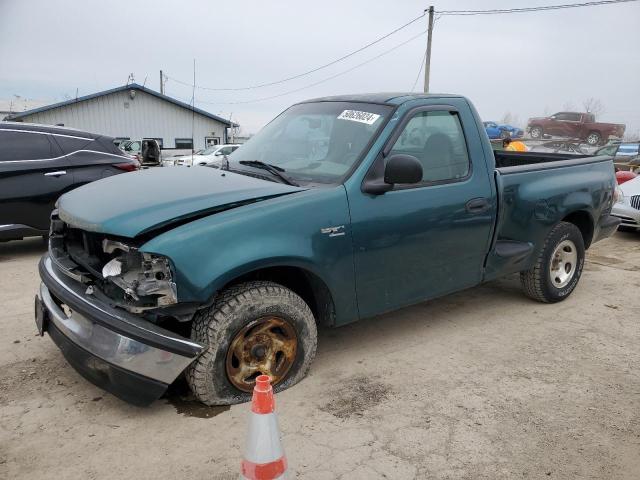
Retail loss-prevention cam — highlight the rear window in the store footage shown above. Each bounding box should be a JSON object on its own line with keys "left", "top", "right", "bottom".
{"left": 51, "top": 135, "right": 93, "bottom": 154}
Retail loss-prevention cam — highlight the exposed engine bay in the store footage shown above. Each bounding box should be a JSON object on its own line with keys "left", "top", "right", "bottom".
{"left": 49, "top": 214, "right": 179, "bottom": 315}
{"left": 100, "top": 239, "right": 177, "bottom": 310}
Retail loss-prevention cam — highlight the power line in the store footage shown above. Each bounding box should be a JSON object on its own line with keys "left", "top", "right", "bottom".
{"left": 165, "top": 12, "right": 426, "bottom": 92}
{"left": 411, "top": 49, "right": 427, "bottom": 92}
{"left": 182, "top": 29, "right": 427, "bottom": 106}
{"left": 438, "top": 0, "right": 638, "bottom": 16}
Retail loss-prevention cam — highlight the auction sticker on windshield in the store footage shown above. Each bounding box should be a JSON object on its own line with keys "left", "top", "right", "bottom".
{"left": 337, "top": 110, "right": 381, "bottom": 125}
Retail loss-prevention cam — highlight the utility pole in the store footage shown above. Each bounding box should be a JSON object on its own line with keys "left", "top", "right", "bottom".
{"left": 159, "top": 70, "right": 164, "bottom": 94}
{"left": 423, "top": 6, "right": 434, "bottom": 93}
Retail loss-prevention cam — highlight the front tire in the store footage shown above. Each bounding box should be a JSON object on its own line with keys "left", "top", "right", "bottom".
{"left": 186, "top": 281, "right": 317, "bottom": 405}
{"left": 520, "top": 222, "right": 585, "bottom": 303}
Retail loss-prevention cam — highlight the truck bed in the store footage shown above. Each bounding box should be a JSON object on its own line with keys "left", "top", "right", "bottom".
{"left": 494, "top": 150, "right": 590, "bottom": 169}
{"left": 484, "top": 153, "right": 616, "bottom": 282}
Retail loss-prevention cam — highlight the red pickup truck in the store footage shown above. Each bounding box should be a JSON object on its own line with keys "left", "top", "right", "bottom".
{"left": 527, "top": 112, "right": 625, "bottom": 146}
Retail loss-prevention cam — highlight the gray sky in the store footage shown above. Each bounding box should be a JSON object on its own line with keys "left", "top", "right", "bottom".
{"left": 1, "top": 0, "right": 639, "bottom": 135}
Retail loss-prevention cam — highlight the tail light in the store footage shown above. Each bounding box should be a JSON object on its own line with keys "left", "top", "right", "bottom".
{"left": 114, "top": 162, "right": 140, "bottom": 172}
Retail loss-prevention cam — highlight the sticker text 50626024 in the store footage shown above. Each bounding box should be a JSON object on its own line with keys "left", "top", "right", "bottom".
{"left": 337, "top": 110, "right": 381, "bottom": 125}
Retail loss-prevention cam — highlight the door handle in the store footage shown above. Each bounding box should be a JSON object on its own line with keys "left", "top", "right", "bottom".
{"left": 44, "top": 171, "right": 67, "bottom": 177}
{"left": 465, "top": 197, "right": 490, "bottom": 214}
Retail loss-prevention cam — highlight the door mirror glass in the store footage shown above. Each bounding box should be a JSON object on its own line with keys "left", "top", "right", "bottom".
{"left": 384, "top": 154, "right": 423, "bottom": 185}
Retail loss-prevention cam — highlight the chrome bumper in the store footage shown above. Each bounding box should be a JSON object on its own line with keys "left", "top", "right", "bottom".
{"left": 611, "top": 202, "right": 640, "bottom": 229}
{"left": 37, "top": 254, "right": 204, "bottom": 405}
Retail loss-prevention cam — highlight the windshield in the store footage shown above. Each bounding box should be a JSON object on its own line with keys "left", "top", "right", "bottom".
{"left": 200, "top": 145, "right": 220, "bottom": 155}
{"left": 595, "top": 144, "right": 618, "bottom": 156}
{"left": 229, "top": 101, "right": 392, "bottom": 184}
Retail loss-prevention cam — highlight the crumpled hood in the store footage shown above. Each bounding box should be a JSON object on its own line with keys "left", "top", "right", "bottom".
{"left": 58, "top": 167, "right": 305, "bottom": 237}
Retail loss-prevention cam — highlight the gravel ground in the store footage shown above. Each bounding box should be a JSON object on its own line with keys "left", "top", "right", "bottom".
{"left": 1, "top": 232, "right": 639, "bottom": 479}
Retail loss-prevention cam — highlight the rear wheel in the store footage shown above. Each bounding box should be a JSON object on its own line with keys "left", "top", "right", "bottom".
{"left": 186, "top": 281, "right": 317, "bottom": 405}
{"left": 586, "top": 131, "right": 602, "bottom": 146}
{"left": 529, "top": 126, "right": 543, "bottom": 139}
{"left": 520, "top": 222, "right": 585, "bottom": 303}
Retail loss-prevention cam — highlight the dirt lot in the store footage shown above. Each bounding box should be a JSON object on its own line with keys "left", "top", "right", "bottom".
{"left": 1, "top": 233, "right": 639, "bottom": 479}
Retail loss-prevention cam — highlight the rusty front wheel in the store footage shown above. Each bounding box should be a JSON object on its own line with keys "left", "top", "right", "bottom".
{"left": 186, "top": 281, "right": 317, "bottom": 405}
{"left": 226, "top": 316, "right": 298, "bottom": 392}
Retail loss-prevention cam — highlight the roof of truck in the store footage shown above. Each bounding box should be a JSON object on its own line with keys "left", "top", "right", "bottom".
{"left": 301, "top": 92, "right": 463, "bottom": 105}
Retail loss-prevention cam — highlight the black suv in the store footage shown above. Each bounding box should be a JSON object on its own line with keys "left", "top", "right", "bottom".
{"left": 0, "top": 122, "right": 139, "bottom": 242}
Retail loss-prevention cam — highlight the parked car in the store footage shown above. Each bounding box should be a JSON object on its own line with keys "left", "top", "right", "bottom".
{"left": 174, "top": 144, "right": 241, "bottom": 167}
{"left": 483, "top": 121, "right": 523, "bottom": 139}
{"left": 119, "top": 139, "right": 162, "bottom": 167}
{"left": 0, "top": 122, "right": 138, "bottom": 242}
{"left": 35, "top": 93, "right": 619, "bottom": 406}
{"left": 612, "top": 175, "right": 640, "bottom": 230}
{"left": 527, "top": 112, "right": 625, "bottom": 146}
{"left": 529, "top": 140, "right": 586, "bottom": 155}
{"left": 615, "top": 170, "right": 637, "bottom": 185}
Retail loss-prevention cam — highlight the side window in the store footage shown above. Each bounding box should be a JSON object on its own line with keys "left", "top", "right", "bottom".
{"left": 389, "top": 110, "right": 470, "bottom": 184}
{"left": 0, "top": 131, "right": 56, "bottom": 161}
{"left": 175, "top": 138, "right": 193, "bottom": 149}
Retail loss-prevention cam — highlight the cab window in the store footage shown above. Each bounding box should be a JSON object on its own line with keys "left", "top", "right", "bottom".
{"left": 388, "top": 110, "right": 470, "bottom": 184}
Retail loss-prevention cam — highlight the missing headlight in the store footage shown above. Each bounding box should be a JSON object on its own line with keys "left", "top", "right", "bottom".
{"left": 100, "top": 240, "right": 177, "bottom": 311}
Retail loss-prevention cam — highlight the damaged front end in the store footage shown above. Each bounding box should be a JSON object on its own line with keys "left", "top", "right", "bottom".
{"left": 39, "top": 212, "right": 205, "bottom": 406}
{"left": 100, "top": 239, "right": 178, "bottom": 313}
{"left": 49, "top": 214, "right": 183, "bottom": 317}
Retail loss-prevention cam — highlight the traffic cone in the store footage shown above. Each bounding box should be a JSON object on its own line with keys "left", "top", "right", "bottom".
{"left": 240, "top": 375, "right": 288, "bottom": 480}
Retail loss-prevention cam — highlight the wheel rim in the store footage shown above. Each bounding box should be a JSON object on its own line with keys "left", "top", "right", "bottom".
{"left": 549, "top": 239, "right": 578, "bottom": 288}
{"left": 225, "top": 316, "right": 298, "bottom": 392}
{"left": 587, "top": 133, "right": 599, "bottom": 145}
{"left": 531, "top": 128, "right": 541, "bottom": 138}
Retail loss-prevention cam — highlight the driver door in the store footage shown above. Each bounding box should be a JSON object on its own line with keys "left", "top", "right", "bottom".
{"left": 348, "top": 105, "right": 495, "bottom": 318}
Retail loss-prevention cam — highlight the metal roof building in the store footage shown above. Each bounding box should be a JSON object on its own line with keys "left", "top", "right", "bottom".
{"left": 3, "top": 83, "right": 235, "bottom": 151}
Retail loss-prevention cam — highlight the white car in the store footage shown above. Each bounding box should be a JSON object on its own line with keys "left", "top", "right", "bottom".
{"left": 174, "top": 144, "right": 241, "bottom": 167}
{"left": 612, "top": 175, "right": 640, "bottom": 231}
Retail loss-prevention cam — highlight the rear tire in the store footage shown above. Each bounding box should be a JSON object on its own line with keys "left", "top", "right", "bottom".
{"left": 186, "top": 281, "right": 317, "bottom": 405}
{"left": 520, "top": 222, "right": 585, "bottom": 303}
{"left": 586, "top": 131, "right": 602, "bottom": 146}
{"left": 530, "top": 126, "right": 543, "bottom": 139}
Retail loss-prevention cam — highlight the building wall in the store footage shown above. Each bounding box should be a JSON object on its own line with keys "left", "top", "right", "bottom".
{"left": 17, "top": 89, "right": 228, "bottom": 150}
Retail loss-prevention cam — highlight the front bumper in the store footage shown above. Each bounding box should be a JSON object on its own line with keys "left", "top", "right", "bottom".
{"left": 37, "top": 254, "right": 204, "bottom": 406}
{"left": 611, "top": 203, "right": 640, "bottom": 230}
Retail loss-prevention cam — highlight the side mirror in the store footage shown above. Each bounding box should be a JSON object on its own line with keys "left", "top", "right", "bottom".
{"left": 384, "top": 154, "right": 423, "bottom": 185}
{"left": 362, "top": 154, "right": 423, "bottom": 195}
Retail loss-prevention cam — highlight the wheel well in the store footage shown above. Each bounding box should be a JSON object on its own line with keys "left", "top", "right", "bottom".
{"left": 562, "top": 211, "right": 594, "bottom": 248}
{"left": 223, "top": 266, "right": 336, "bottom": 326}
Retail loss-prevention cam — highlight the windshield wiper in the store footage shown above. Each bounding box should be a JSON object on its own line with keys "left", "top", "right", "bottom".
{"left": 238, "top": 160, "right": 299, "bottom": 186}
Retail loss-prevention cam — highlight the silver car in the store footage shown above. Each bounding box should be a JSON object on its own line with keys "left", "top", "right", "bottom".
{"left": 612, "top": 175, "right": 640, "bottom": 230}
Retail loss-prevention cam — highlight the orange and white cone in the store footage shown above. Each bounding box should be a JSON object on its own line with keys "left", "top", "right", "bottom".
{"left": 240, "top": 375, "right": 288, "bottom": 480}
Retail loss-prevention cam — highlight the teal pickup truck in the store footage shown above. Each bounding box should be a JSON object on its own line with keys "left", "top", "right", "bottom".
{"left": 36, "top": 93, "right": 620, "bottom": 406}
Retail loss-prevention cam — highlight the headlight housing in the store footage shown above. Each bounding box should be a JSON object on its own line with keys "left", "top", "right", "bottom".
{"left": 101, "top": 239, "right": 177, "bottom": 311}
{"left": 614, "top": 185, "right": 625, "bottom": 204}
